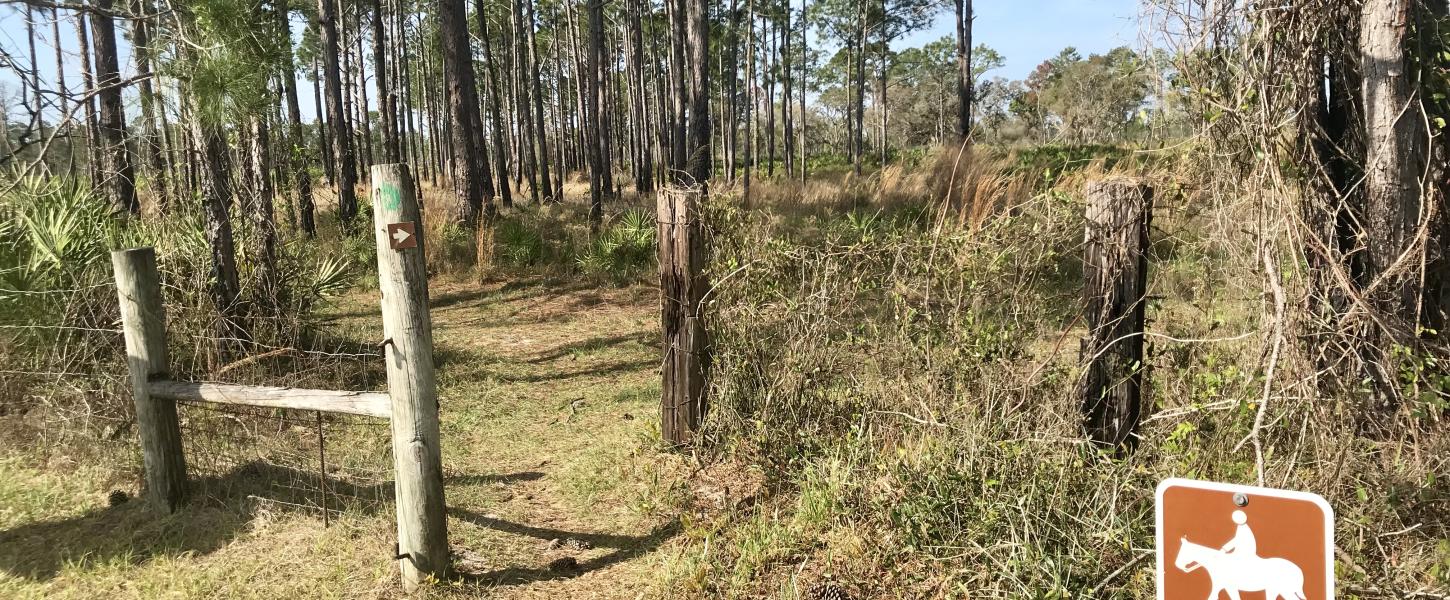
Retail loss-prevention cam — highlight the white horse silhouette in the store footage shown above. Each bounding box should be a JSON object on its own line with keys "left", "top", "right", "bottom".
{"left": 1174, "top": 537, "right": 1307, "bottom": 600}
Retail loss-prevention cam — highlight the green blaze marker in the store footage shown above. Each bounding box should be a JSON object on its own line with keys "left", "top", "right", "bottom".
{"left": 379, "top": 182, "right": 402, "bottom": 212}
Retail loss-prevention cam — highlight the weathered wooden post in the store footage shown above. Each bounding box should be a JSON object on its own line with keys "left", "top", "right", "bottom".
{"left": 658, "top": 187, "right": 709, "bottom": 445}
{"left": 1080, "top": 180, "right": 1153, "bottom": 451}
{"left": 112, "top": 247, "right": 188, "bottom": 511}
{"left": 370, "top": 164, "right": 448, "bottom": 588}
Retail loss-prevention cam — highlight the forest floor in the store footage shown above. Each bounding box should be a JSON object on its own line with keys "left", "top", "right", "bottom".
{"left": 0, "top": 273, "right": 691, "bottom": 598}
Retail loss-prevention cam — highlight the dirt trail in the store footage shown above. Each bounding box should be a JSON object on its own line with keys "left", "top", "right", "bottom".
{"left": 326, "top": 276, "right": 680, "bottom": 598}
{"left": 0, "top": 275, "right": 680, "bottom": 599}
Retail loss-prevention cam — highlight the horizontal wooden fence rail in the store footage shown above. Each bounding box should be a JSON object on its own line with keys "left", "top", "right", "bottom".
{"left": 148, "top": 380, "right": 392, "bottom": 419}
{"left": 112, "top": 163, "right": 448, "bottom": 592}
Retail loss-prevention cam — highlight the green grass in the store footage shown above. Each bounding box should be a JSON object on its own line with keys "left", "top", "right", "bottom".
{"left": 4, "top": 157, "right": 1445, "bottom": 599}
{"left": 0, "top": 235, "right": 686, "bottom": 598}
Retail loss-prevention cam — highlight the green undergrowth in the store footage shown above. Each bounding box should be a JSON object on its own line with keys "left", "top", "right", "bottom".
{"left": 660, "top": 156, "right": 1449, "bottom": 597}
{"left": 421, "top": 200, "right": 659, "bottom": 284}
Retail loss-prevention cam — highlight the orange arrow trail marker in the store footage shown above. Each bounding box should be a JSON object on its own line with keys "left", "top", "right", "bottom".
{"left": 1157, "top": 478, "right": 1333, "bottom": 600}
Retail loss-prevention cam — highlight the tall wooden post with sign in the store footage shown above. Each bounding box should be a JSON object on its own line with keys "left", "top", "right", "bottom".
{"left": 1080, "top": 180, "right": 1153, "bottom": 451}
{"left": 371, "top": 163, "right": 448, "bottom": 589}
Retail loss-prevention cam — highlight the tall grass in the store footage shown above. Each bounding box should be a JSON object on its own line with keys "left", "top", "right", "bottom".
{"left": 657, "top": 147, "right": 1449, "bottom": 598}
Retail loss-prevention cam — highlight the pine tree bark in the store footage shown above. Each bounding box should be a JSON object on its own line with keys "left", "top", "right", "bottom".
{"left": 313, "top": 53, "right": 334, "bottom": 183}
{"left": 781, "top": 5, "right": 793, "bottom": 176}
{"left": 373, "top": 0, "right": 400, "bottom": 162}
{"left": 353, "top": 15, "right": 374, "bottom": 169}
{"left": 667, "top": 0, "right": 687, "bottom": 178}
{"left": 955, "top": 0, "right": 973, "bottom": 139}
{"left": 319, "top": 0, "right": 359, "bottom": 227}
{"left": 628, "top": 0, "right": 654, "bottom": 193}
{"left": 130, "top": 0, "right": 167, "bottom": 210}
{"left": 187, "top": 105, "right": 244, "bottom": 335}
{"left": 852, "top": 1, "right": 866, "bottom": 174}
{"left": 799, "top": 0, "right": 808, "bottom": 184}
{"left": 742, "top": 0, "right": 755, "bottom": 205}
{"left": 477, "top": 0, "right": 514, "bottom": 208}
{"left": 550, "top": 6, "right": 567, "bottom": 195}
{"left": 686, "top": 0, "right": 710, "bottom": 184}
{"left": 766, "top": 23, "right": 776, "bottom": 177}
{"left": 586, "top": 0, "right": 606, "bottom": 230}
{"left": 511, "top": 0, "right": 541, "bottom": 203}
{"left": 438, "top": 0, "right": 490, "bottom": 226}
{"left": 281, "top": 0, "right": 316, "bottom": 236}
{"left": 74, "top": 13, "right": 99, "bottom": 186}
{"left": 90, "top": 0, "right": 138, "bottom": 214}
{"left": 877, "top": 10, "right": 887, "bottom": 167}
{"left": 1356, "top": 0, "right": 1433, "bottom": 414}
{"left": 725, "top": 0, "right": 740, "bottom": 183}
{"left": 52, "top": 7, "right": 75, "bottom": 175}
{"left": 1361, "top": 0, "right": 1427, "bottom": 305}
{"left": 24, "top": 6, "right": 41, "bottom": 151}
{"left": 248, "top": 116, "right": 279, "bottom": 308}
{"left": 524, "top": 0, "right": 556, "bottom": 201}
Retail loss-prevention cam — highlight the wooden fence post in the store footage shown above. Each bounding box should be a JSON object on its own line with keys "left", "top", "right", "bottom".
{"left": 370, "top": 163, "right": 448, "bottom": 589}
{"left": 1080, "top": 180, "right": 1153, "bottom": 452}
{"left": 112, "top": 247, "right": 187, "bottom": 511}
{"left": 658, "top": 187, "right": 709, "bottom": 445}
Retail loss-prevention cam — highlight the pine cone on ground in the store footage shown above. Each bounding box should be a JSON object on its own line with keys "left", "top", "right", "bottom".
{"left": 806, "top": 582, "right": 851, "bottom": 600}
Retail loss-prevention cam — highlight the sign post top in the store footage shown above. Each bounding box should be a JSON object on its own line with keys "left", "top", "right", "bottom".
{"left": 1156, "top": 478, "right": 1334, "bottom": 600}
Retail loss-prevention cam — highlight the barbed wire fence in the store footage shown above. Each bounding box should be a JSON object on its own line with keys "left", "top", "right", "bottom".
{"left": 1, "top": 279, "right": 394, "bottom": 524}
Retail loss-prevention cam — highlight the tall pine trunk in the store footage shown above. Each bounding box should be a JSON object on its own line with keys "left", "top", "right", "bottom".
{"left": 478, "top": 0, "right": 514, "bottom": 208}
{"left": 955, "top": 0, "right": 973, "bottom": 139}
{"left": 438, "top": 0, "right": 490, "bottom": 226}
{"left": 1357, "top": 0, "right": 1432, "bottom": 413}
{"left": 686, "top": 0, "right": 709, "bottom": 184}
{"left": 248, "top": 116, "right": 279, "bottom": 308}
{"left": 74, "top": 13, "right": 99, "bottom": 186}
{"left": 130, "top": 0, "right": 167, "bottom": 210}
{"left": 373, "top": 0, "right": 401, "bottom": 162}
{"left": 282, "top": 0, "right": 317, "bottom": 236}
{"left": 319, "top": 0, "right": 359, "bottom": 227}
{"left": 90, "top": 0, "right": 138, "bottom": 214}
{"left": 586, "top": 0, "right": 606, "bottom": 230}
{"left": 525, "top": 0, "right": 556, "bottom": 200}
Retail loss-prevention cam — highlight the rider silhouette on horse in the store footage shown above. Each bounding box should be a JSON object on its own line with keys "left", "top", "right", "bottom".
{"left": 1220, "top": 510, "right": 1257, "bottom": 558}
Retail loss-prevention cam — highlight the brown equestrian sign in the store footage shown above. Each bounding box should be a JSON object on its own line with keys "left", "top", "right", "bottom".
{"left": 1157, "top": 478, "right": 1334, "bottom": 600}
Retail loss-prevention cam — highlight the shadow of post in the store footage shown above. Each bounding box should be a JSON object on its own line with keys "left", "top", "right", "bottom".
{"left": 0, "top": 463, "right": 545, "bottom": 581}
{"left": 449, "top": 507, "right": 682, "bottom": 587}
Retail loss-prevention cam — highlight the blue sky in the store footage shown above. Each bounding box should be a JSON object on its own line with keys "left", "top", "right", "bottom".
{"left": 894, "top": 0, "right": 1142, "bottom": 78}
{"left": 0, "top": 0, "right": 1141, "bottom": 123}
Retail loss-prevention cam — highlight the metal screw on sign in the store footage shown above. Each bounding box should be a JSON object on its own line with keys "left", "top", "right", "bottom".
{"left": 1233, "top": 492, "right": 1249, "bottom": 507}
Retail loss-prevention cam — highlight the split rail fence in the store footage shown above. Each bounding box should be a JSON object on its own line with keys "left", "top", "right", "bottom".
{"left": 110, "top": 164, "right": 447, "bottom": 590}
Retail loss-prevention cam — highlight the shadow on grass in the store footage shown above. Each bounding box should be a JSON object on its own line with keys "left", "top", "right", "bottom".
{"left": 508, "top": 359, "right": 655, "bottom": 384}
{"left": 524, "top": 333, "right": 647, "bottom": 364}
{"left": 0, "top": 462, "right": 545, "bottom": 581}
{"left": 449, "top": 507, "right": 681, "bottom": 587}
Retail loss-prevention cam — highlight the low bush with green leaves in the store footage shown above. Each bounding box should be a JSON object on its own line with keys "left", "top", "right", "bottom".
{"left": 575, "top": 209, "right": 656, "bottom": 281}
